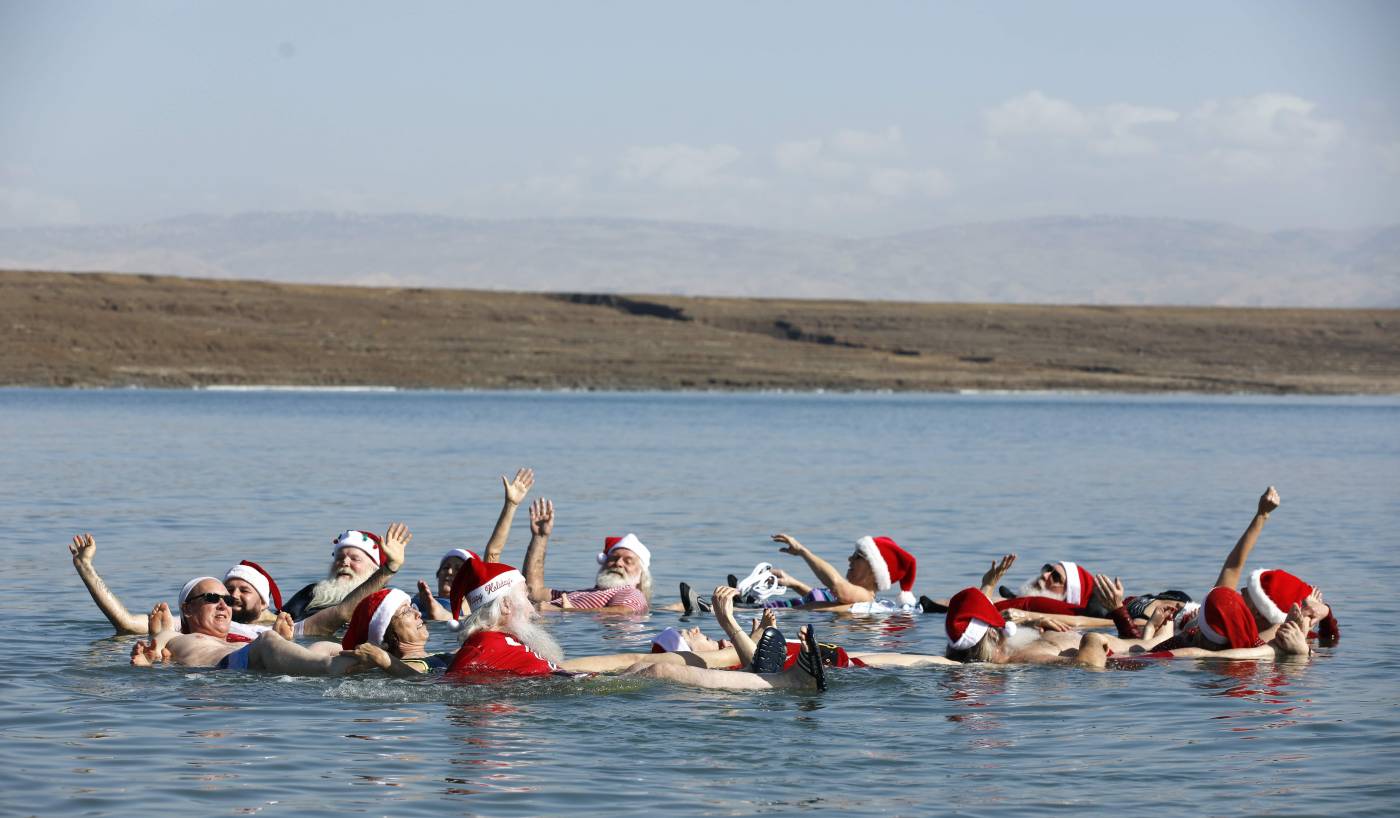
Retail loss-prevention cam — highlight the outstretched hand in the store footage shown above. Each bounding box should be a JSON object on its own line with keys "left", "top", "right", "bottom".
{"left": 1258, "top": 486, "right": 1280, "bottom": 517}
{"left": 529, "top": 498, "right": 554, "bottom": 537}
{"left": 417, "top": 579, "right": 454, "bottom": 621}
{"left": 503, "top": 468, "right": 535, "bottom": 506}
{"left": 380, "top": 522, "right": 411, "bottom": 572}
{"left": 712, "top": 586, "right": 737, "bottom": 622}
{"left": 69, "top": 533, "right": 96, "bottom": 566}
{"left": 771, "top": 533, "right": 807, "bottom": 557}
{"left": 1092, "top": 574, "right": 1125, "bottom": 610}
{"left": 981, "top": 554, "right": 1017, "bottom": 593}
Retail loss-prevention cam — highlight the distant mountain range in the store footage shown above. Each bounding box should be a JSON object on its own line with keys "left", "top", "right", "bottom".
{"left": 1, "top": 212, "right": 1396, "bottom": 306}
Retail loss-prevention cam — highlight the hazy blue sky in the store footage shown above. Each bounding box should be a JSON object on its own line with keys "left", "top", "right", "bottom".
{"left": 2, "top": 1, "right": 1397, "bottom": 234}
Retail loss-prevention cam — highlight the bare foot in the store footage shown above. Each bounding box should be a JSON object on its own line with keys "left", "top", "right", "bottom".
{"left": 1273, "top": 603, "right": 1313, "bottom": 659}
{"left": 148, "top": 602, "right": 174, "bottom": 636}
{"left": 274, "top": 611, "right": 295, "bottom": 640}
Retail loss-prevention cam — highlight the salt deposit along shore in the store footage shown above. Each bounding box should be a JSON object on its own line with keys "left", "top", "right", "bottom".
{"left": 3, "top": 269, "right": 1397, "bottom": 394}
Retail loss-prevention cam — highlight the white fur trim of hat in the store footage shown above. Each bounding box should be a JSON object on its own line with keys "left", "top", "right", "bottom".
{"left": 854, "top": 536, "right": 892, "bottom": 591}
{"left": 223, "top": 564, "right": 271, "bottom": 605}
{"left": 367, "top": 589, "right": 411, "bottom": 647}
{"left": 1245, "top": 568, "right": 1288, "bottom": 626}
{"left": 597, "top": 533, "right": 651, "bottom": 570}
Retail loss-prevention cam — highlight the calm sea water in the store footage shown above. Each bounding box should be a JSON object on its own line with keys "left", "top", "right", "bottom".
{"left": 3, "top": 389, "right": 1399, "bottom": 817}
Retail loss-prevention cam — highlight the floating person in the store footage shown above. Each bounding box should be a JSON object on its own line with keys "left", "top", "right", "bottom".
{"left": 69, "top": 526, "right": 410, "bottom": 640}
{"left": 128, "top": 578, "right": 368, "bottom": 674}
{"left": 520, "top": 498, "right": 652, "bottom": 613}
{"left": 280, "top": 528, "right": 391, "bottom": 620}
{"left": 677, "top": 533, "right": 918, "bottom": 614}
{"left": 340, "top": 588, "right": 456, "bottom": 676}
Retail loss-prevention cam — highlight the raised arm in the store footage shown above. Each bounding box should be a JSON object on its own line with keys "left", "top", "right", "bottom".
{"left": 69, "top": 533, "right": 148, "bottom": 634}
{"left": 980, "top": 554, "right": 1017, "bottom": 598}
{"left": 483, "top": 468, "right": 533, "bottom": 563}
{"left": 711, "top": 587, "right": 760, "bottom": 668}
{"left": 772, "top": 533, "right": 871, "bottom": 604}
{"left": 1214, "top": 486, "right": 1280, "bottom": 590}
{"left": 768, "top": 567, "right": 812, "bottom": 597}
{"left": 298, "top": 522, "right": 410, "bottom": 637}
{"left": 522, "top": 499, "right": 554, "bottom": 605}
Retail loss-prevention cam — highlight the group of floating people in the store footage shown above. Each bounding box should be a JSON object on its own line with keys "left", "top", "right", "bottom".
{"left": 71, "top": 469, "right": 1337, "bottom": 691}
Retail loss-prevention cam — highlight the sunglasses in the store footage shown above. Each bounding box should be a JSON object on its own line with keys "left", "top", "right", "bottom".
{"left": 188, "top": 592, "right": 235, "bottom": 607}
{"left": 1041, "top": 564, "right": 1064, "bottom": 585}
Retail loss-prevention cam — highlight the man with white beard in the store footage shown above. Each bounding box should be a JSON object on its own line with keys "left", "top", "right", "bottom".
{"left": 446, "top": 559, "right": 570, "bottom": 676}
{"left": 281, "top": 529, "right": 395, "bottom": 620}
{"left": 520, "top": 499, "right": 652, "bottom": 613}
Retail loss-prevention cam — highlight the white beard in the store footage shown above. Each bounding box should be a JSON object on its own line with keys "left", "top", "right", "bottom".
{"left": 307, "top": 574, "right": 358, "bottom": 609}
{"left": 1017, "top": 578, "right": 1063, "bottom": 600}
{"left": 594, "top": 567, "right": 636, "bottom": 590}
{"left": 506, "top": 616, "right": 565, "bottom": 665}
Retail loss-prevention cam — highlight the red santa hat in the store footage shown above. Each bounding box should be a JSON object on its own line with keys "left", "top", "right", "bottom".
{"left": 1057, "top": 561, "right": 1095, "bottom": 608}
{"left": 946, "top": 587, "right": 1018, "bottom": 650}
{"left": 1197, "top": 587, "right": 1262, "bottom": 649}
{"left": 439, "top": 548, "right": 479, "bottom": 568}
{"left": 332, "top": 529, "right": 383, "bottom": 566}
{"left": 450, "top": 559, "right": 526, "bottom": 618}
{"left": 1244, "top": 568, "right": 1314, "bottom": 626}
{"left": 855, "top": 536, "right": 918, "bottom": 606}
{"left": 597, "top": 533, "right": 651, "bottom": 570}
{"left": 223, "top": 560, "right": 283, "bottom": 610}
{"left": 650, "top": 627, "right": 693, "bottom": 654}
{"left": 341, "top": 588, "right": 411, "bottom": 650}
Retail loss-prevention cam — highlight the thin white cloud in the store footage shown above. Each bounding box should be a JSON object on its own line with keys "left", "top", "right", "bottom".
{"left": 618, "top": 143, "right": 747, "bottom": 189}
{"left": 984, "top": 91, "right": 1178, "bottom": 156}
{"left": 831, "top": 126, "right": 904, "bottom": 158}
{"left": 868, "top": 167, "right": 952, "bottom": 198}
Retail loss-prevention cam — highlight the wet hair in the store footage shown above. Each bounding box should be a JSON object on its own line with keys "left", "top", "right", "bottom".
{"left": 944, "top": 631, "right": 998, "bottom": 663}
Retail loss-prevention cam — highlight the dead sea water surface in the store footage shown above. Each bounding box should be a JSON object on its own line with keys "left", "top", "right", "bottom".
{"left": 3, "top": 389, "right": 1399, "bottom": 817}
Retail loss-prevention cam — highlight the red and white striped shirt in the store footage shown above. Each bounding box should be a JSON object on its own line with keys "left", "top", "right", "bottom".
{"left": 548, "top": 585, "right": 649, "bottom": 612}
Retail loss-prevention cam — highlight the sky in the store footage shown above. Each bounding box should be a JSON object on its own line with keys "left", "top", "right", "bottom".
{"left": 2, "top": 1, "right": 1398, "bottom": 235}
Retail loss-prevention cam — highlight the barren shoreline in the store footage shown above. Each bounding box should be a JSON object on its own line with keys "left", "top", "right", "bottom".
{"left": 4, "top": 269, "right": 1398, "bottom": 394}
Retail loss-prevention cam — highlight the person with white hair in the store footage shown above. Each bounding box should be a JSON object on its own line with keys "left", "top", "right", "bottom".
{"left": 520, "top": 499, "right": 652, "bottom": 613}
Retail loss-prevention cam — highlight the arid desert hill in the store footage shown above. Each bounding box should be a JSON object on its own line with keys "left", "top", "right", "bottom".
{"left": 3, "top": 269, "right": 1397, "bottom": 394}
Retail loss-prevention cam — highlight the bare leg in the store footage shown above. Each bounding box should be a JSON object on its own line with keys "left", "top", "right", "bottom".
{"left": 624, "top": 662, "right": 777, "bottom": 689}
{"left": 850, "top": 652, "right": 958, "bottom": 668}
